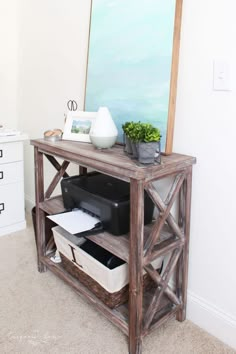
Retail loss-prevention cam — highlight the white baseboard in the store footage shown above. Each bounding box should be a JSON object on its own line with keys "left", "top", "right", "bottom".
{"left": 187, "top": 290, "right": 236, "bottom": 349}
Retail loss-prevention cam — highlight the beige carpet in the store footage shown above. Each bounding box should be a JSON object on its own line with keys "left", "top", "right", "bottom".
{"left": 0, "top": 217, "right": 235, "bottom": 354}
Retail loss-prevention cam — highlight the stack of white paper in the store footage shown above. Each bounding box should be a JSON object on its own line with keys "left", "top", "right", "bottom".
{"left": 48, "top": 210, "right": 100, "bottom": 234}
{"left": 47, "top": 209, "right": 100, "bottom": 235}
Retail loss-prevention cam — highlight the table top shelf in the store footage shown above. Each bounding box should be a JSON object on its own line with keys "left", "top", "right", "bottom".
{"left": 31, "top": 139, "right": 196, "bottom": 182}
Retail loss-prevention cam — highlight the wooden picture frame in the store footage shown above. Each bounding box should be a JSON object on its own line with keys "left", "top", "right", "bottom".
{"left": 85, "top": 0, "right": 183, "bottom": 154}
{"left": 62, "top": 111, "right": 96, "bottom": 143}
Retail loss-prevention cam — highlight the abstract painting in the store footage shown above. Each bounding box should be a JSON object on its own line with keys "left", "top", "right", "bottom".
{"left": 85, "top": 0, "right": 183, "bottom": 153}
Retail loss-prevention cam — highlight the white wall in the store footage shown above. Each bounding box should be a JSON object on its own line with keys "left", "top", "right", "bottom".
{"left": 174, "top": 0, "right": 236, "bottom": 348}
{"left": 3, "top": 0, "right": 236, "bottom": 350}
{"left": 17, "top": 0, "right": 91, "bottom": 206}
{"left": 0, "top": 0, "right": 18, "bottom": 128}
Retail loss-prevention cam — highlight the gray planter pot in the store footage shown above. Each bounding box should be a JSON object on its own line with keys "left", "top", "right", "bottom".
{"left": 131, "top": 141, "right": 139, "bottom": 158}
{"left": 137, "top": 141, "right": 160, "bottom": 164}
{"left": 124, "top": 134, "right": 133, "bottom": 154}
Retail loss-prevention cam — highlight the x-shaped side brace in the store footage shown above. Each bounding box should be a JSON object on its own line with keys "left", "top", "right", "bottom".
{"left": 144, "top": 172, "right": 185, "bottom": 261}
{"left": 141, "top": 172, "right": 187, "bottom": 331}
{"left": 44, "top": 154, "right": 70, "bottom": 199}
{"left": 143, "top": 247, "right": 183, "bottom": 330}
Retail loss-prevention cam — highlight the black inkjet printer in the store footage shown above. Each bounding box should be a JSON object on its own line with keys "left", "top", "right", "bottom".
{"left": 61, "top": 172, "right": 154, "bottom": 236}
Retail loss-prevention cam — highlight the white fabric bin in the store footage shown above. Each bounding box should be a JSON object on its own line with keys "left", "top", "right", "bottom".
{"left": 52, "top": 225, "right": 163, "bottom": 294}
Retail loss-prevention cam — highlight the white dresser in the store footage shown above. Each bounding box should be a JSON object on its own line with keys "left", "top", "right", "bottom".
{"left": 0, "top": 134, "right": 28, "bottom": 236}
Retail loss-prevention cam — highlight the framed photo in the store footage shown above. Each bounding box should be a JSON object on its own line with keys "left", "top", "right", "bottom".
{"left": 85, "top": 0, "right": 183, "bottom": 154}
{"left": 62, "top": 111, "right": 96, "bottom": 143}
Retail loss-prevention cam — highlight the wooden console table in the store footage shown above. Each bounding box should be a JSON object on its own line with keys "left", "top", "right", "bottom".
{"left": 31, "top": 138, "right": 196, "bottom": 354}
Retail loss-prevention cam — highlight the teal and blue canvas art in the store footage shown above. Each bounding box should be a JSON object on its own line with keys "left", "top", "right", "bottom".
{"left": 85, "top": 0, "right": 178, "bottom": 152}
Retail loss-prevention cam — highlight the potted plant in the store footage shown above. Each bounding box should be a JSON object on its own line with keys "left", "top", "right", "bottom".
{"left": 136, "top": 123, "right": 161, "bottom": 164}
{"left": 122, "top": 121, "right": 133, "bottom": 154}
{"left": 122, "top": 121, "right": 144, "bottom": 158}
{"left": 123, "top": 121, "right": 161, "bottom": 164}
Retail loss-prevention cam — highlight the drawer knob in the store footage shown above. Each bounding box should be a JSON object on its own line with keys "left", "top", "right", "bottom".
{"left": 0, "top": 171, "right": 3, "bottom": 179}
{"left": 0, "top": 150, "right": 2, "bottom": 158}
{"left": 0, "top": 203, "right": 4, "bottom": 213}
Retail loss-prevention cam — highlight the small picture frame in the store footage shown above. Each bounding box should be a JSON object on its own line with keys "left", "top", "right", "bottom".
{"left": 62, "top": 111, "right": 96, "bottom": 143}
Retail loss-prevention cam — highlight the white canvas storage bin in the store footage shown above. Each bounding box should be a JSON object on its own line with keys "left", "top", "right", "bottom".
{"left": 53, "top": 225, "right": 128, "bottom": 293}
{"left": 52, "top": 225, "right": 163, "bottom": 308}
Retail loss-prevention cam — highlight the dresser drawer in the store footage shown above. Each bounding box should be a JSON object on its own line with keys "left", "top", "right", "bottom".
{"left": 0, "top": 142, "right": 23, "bottom": 164}
{"left": 0, "top": 182, "right": 25, "bottom": 228}
{"left": 0, "top": 161, "right": 23, "bottom": 186}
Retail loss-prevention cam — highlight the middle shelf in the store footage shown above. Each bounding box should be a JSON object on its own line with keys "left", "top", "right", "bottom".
{"left": 39, "top": 195, "right": 180, "bottom": 265}
{"left": 39, "top": 195, "right": 179, "bottom": 266}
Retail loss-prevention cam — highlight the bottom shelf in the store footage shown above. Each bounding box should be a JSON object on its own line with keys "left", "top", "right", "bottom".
{"left": 41, "top": 255, "right": 180, "bottom": 337}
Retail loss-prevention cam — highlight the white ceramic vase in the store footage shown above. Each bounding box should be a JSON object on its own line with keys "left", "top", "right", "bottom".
{"left": 90, "top": 107, "right": 118, "bottom": 149}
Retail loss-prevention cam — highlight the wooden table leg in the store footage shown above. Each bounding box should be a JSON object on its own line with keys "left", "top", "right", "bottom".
{"left": 129, "top": 179, "right": 144, "bottom": 354}
{"left": 176, "top": 166, "right": 192, "bottom": 321}
{"left": 34, "top": 147, "right": 47, "bottom": 273}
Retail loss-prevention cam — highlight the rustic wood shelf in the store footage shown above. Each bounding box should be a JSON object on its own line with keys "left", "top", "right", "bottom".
{"left": 42, "top": 255, "right": 175, "bottom": 338}
{"left": 39, "top": 195, "right": 65, "bottom": 215}
{"left": 40, "top": 195, "right": 177, "bottom": 264}
{"left": 31, "top": 139, "right": 196, "bottom": 354}
{"left": 87, "top": 224, "right": 175, "bottom": 264}
{"left": 41, "top": 255, "right": 129, "bottom": 335}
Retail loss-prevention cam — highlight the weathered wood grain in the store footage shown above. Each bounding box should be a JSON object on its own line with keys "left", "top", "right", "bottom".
{"left": 45, "top": 154, "right": 69, "bottom": 177}
{"left": 176, "top": 167, "right": 193, "bottom": 322}
{"left": 143, "top": 248, "right": 182, "bottom": 330}
{"left": 44, "top": 160, "right": 70, "bottom": 199}
{"left": 145, "top": 181, "right": 184, "bottom": 247}
{"left": 31, "top": 139, "right": 196, "bottom": 181}
{"left": 39, "top": 195, "right": 65, "bottom": 215}
{"left": 34, "top": 147, "right": 47, "bottom": 272}
{"left": 129, "top": 179, "right": 144, "bottom": 354}
{"left": 31, "top": 138, "right": 196, "bottom": 354}
{"left": 144, "top": 263, "right": 181, "bottom": 306}
{"left": 41, "top": 256, "right": 129, "bottom": 335}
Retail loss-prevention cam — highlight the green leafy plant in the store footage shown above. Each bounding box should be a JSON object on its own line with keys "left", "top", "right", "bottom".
{"left": 141, "top": 123, "right": 161, "bottom": 142}
{"left": 122, "top": 121, "right": 133, "bottom": 134}
{"left": 122, "top": 121, "right": 161, "bottom": 143}
{"left": 122, "top": 121, "right": 139, "bottom": 140}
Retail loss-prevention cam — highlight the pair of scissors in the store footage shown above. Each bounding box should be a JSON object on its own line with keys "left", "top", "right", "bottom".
{"left": 67, "top": 100, "right": 78, "bottom": 111}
